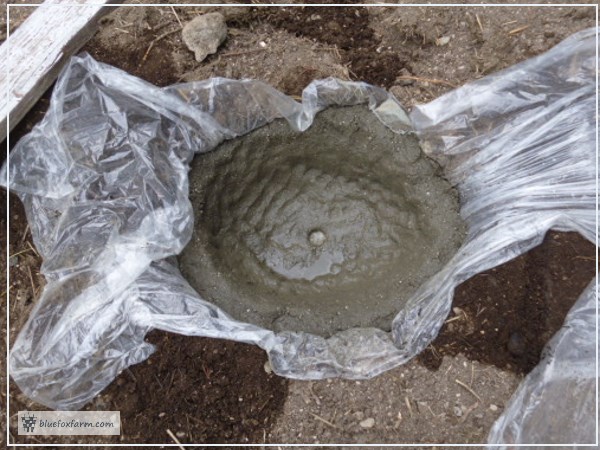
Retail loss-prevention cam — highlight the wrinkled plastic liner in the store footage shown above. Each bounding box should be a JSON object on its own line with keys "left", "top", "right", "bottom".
{"left": 3, "top": 27, "right": 597, "bottom": 445}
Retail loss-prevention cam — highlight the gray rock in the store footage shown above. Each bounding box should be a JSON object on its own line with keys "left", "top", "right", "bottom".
{"left": 182, "top": 12, "right": 227, "bottom": 62}
{"left": 435, "top": 35, "right": 451, "bottom": 46}
{"left": 507, "top": 331, "right": 526, "bottom": 356}
{"left": 359, "top": 417, "right": 375, "bottom": 428}
{"left": 453, "top": 405, "right": 463, "bottom": 417}
{"left": 396, "top": 67, "right": 414, "bottom": 86}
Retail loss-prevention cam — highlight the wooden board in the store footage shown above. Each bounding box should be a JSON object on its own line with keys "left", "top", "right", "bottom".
{"left": 0, "top": 0, "right": 122, "bottom": 143}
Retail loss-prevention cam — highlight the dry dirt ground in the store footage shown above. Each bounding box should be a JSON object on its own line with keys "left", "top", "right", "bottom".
{"left": 1, "top": 0, "right": 597, "bottom": 447}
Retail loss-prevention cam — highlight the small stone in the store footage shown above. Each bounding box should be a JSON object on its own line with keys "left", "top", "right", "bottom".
{"left": 182, "top": 12, "right": 228, "bottom": 62}
{"left": 158, "top": 412, "right": 166, "bottom": 418}
{"left": 397, "top": 67, "right": 414, "bottom": 86}
{"left": 359, "top": 417, "right": 375, "bottom": 428}
{"left": 93, "top": 395, "right": 110, "bottom": 411}
{"left": 436, "top": 35, "right": 451, "bottom": 46}
{"left": 489, "top": 404, "right": 498, "bottom": 411}
{"left": 308, "top": 229, "right": 326, "bottom": 247}
{"left": 264, "top": 360, "right": 273, "bottom": 374}
{"left": 259, "top": 41, "right": 267, "bottom": 48}
{"left": 507, "top": 332, "right": 526, "bottom": 356}
{"left": 176, "top": 431, "right": 186, "bottom": 438}
{"left": 326, "top": 21, "right": 341, "bottom": 33}
{"left": 453, "top": 406, "right": 463, "bottom": 417}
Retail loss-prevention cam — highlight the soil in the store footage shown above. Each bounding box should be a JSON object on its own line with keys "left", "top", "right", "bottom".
{"left": 251, "top": 5, "right": 409, "bottom": 88}
{"left": 268, "top": 353, "right": 521, "bottom": 444}
{"left": 97, "top": 331, "right": 287, "bottom": 445}
{"left": 2, "top": 1, "right": 597, "bottom": 447}
{"left": 0, "top": 0, "right": 38, "bottom": 41}
{"left": 180, "top": 106, "right": 465, "bottom": 336}
{"left": 419, "top": 231, "right": 597, "bottom": 375}
{"left": 9, "top": 325, "right": 287, "bottom": 445}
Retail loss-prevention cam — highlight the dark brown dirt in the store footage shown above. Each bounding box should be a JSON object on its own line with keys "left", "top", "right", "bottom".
{"left": 11, "top": 328, "right": 288, "bottom": 446}
{"left": 100, "top": 331, "right": 287, "bottom": 444}
{"left": 419, "top": 231, "right": 597, "bottom": 374}
{"left": 5, "top": 191, "right": 45, "bottom": 342}
{"left": 0, "top": 193, "right": 7, "bottom": 448}
{"left": 86, "top": 14, "right": 181, "bottom": 87}
{"left": 251, "top": 6, "right": 411, "bottom": 88}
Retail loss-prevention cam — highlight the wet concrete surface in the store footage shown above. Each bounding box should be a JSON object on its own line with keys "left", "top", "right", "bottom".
{"left": 179, "top": 106, "right": 466, "bottom": 336}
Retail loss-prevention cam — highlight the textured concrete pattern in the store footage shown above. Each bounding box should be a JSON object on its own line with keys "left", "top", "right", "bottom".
{"left": 180, "top": 106, "right": 465, "bottom": 336}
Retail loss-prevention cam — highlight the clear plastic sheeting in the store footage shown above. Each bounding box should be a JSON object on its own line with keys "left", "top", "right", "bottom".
{"left": 487, "top": 280, "right": 597, "bottom": 446}
{"left": 2, "top": 30, "right": 596, "bottom": 450}
{"left": 4, "top": 55, "right": 415, "bottom": 410}
{"left": 407, "top": 28, "right": 597, "bottom": 446}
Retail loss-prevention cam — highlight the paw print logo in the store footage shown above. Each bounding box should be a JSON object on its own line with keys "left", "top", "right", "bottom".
{"left": 21, "top": 413, "right": 37, "bottom": 433}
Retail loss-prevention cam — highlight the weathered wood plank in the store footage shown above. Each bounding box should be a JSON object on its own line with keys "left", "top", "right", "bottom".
{"left": 0, "top": 0, "right": 122, "bottom": 143}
